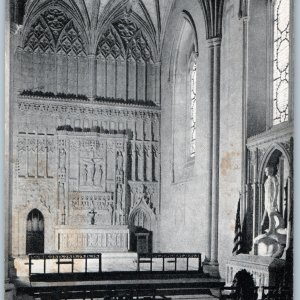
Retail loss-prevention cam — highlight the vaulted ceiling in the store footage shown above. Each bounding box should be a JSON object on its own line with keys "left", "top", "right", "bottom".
{"left": 15, "top": 0, "right": 225, "bottom": 55}
{"left": 22, "top": 0, "right": 175, "bottom": 53}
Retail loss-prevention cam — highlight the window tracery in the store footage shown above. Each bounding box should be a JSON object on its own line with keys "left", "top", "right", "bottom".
{"left": 272, "top": 0, "right": 290, "bottom": 125}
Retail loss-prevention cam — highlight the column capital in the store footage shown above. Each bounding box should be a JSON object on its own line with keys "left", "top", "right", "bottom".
{"left": 207, "top": 37, "right": 222, "bottom": 48}
{"left": 88, "top": 54, "right": 96, "bottom": 59}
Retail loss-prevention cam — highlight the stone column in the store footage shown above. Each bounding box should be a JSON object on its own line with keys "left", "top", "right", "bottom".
{"left": 88, "top": 54, "right": 96, "bottom": 100}
{"left": 203, "top": 37, "right": 221, "bottom": 273}
{"left": 240, "top": 11, "right": 249, "bottom": 227}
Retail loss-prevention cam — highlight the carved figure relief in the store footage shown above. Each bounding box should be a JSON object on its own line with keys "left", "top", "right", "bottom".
{"left": 94, "top": 164, "right": 104, "bottom": 187}
{"left": 116, "top": 151, "right": 124, "bottom": 183}
{"left": 58, "top": 182, "right": 65, "bottom": 204}
{"left": 59, "top": 148, "right": 66, "bottom": 170}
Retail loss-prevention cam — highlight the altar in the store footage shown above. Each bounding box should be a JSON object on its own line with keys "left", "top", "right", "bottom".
{"left": 55, "top": 226, "right": 130, "bottom": 252}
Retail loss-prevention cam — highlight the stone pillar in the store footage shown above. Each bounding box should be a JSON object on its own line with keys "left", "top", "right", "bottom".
{"left": 209, "top": 37, "right": 221, "bottom": 266}
{"left": 203, "top": 37, "right": 221, "bottom": 276}
{"left": 240, "top": 11, "right": 249, "bottom": 228}
{"left": 88, "top": 54, "right": 96, "bottom": 100}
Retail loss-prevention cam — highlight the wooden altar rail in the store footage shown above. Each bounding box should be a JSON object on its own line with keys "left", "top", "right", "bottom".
{"left": 28, "top": 253, "right": 102, "bottom": 277}
{"left": 137, "top": 253, "right": 202, "bottom": 273}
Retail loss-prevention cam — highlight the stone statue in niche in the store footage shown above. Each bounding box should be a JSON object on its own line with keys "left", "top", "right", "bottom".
{"left": 94, "top": 164, "right": 104, "bottom": 187}
{"left": 87, "top": 161, "right": 96, "bottom": 185}
{"left": 113, "top": 184, "right": 125, "bottom": 225}
{"left": 59, "top": 149, "right": 66, "bottom": 170}
{"left": 82, "top": 164, "right": 88, "bottom": 185}
{"left": 116, "top": 184, "right": 123, "bottom": 207}
{"left": 254, "top": 166, "right": 287, "bottom": 258}
{"left": 58, "top": 182, "right": 65, "bottom": 202}
{"left": 116, "top": 151, "right": 124, "bottom": 182}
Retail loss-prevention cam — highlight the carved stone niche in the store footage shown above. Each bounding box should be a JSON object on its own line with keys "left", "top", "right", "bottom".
{"left": 253, "top": 145, "right": 292, "bottom": 259}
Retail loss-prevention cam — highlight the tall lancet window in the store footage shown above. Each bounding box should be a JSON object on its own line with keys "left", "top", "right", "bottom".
{"left": 272, "top": 0, "right": 290, "bottom": 125}
{"left": 190, "top": 62, "right": 197, "bottom": 157}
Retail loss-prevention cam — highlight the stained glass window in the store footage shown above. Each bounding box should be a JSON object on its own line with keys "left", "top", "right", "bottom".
{"left": 273, "top": 0, "right": 290, "bottom": 125}
{"left": 190, "top": 63, "right": 196, "bottom": 157}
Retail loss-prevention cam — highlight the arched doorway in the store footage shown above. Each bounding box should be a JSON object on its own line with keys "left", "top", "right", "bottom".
{"left": 129, "top": 204, "right": 155, "bottom": 253}
{"left": 26, "top": 209, "right": 44, "bottom": 254}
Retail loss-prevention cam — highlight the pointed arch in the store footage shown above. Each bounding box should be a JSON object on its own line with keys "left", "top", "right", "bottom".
{"left": 23, "top": 16, "right": 55, "bottom": 53}
{"left": 94, "top": 9, "right": 158, "bottom": 62}
{"left": 129, "top": 200, "right": 156, "bottom": 231}
{"left": 258, "top": 143, "right": 291, "bottom": 183}
{"left": 56, "top": 20, "right": 87, "bottom": 56}
{"left": 22, "top": 1, "right": 89, "bottom": 52}
{"left": 26, "top": 208, "right": 45, "bottom": 254}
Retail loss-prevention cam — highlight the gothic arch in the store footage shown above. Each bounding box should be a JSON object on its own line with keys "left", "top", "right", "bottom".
{"left": 129, "top": 200, "right": 156, "bottom": 231}
{"left": 15, "top": 202, "right": 54, "bottom": 255}
{"left": 26, "top": 209, "right": 44, "bottom": 254}
{"left": 22, "top": 1, "right": 89, "bottom": 54}
{"left": 258, "top": 143, "right": 291, "bottom": 183}
{"left": 94, "top": 11, "right": 158, "bottom": 62}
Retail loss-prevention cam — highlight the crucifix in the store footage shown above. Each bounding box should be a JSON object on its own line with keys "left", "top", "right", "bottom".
{"left": 89, "top": 209, "right": 97, "bottom": 225}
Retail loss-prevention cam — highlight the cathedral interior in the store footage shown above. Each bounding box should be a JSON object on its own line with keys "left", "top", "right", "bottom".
{"left": 5, "top": 0, "right": 294, "bottom": 299}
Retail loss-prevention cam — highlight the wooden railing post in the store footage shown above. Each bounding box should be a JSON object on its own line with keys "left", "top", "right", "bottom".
{"left": 43, "top": 255, "right": 46, "bottom": 274}
{"left": 99, "top": 254, "right": 102, "bottom": 272}
{"left": 71, "top": 256, "right": 74, "bottom": 273}
{"left": 186, "top": 257, "right": 189, "bottom": 271}
{"left": 29, "top": 255, "right": 32, "bottom": 276}
{"left": 85, "top": 254, "right": 87, "bottom": 273}
{"left": 57, "top": 257, "right": 60, "bottom": 273}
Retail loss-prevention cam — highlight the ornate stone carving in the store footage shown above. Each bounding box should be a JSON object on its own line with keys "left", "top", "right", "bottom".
{"left": 57, "top": 21, "right": 86, "bottom": 56}
{"left": 24, "top": 19, "right": 55, "bottom": 53}
{"left": 24, "top": 7, "right": 86, "bottom": 56}
{"left": 42, "top": 8, "right": 70, "bottom": 43}
{"left": 116, "top": 150, "right": 124, "bottom": 183}
{"left": 18, "top": 179, "right": 55, "bottom": 212}
{"left": 17, "top": 99, "right": 160, "bottom": 119}
{"left": 97, "top": 27, "right": 125, "bottom": 58}
{"left": 56, "top": 229, "right": 129, "bottom": 251}
{"left": 128, "top": 182, "right": 157, "bottom": 214}
{"left": 113, "top": 18, "right": 139, "bottom": 47}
